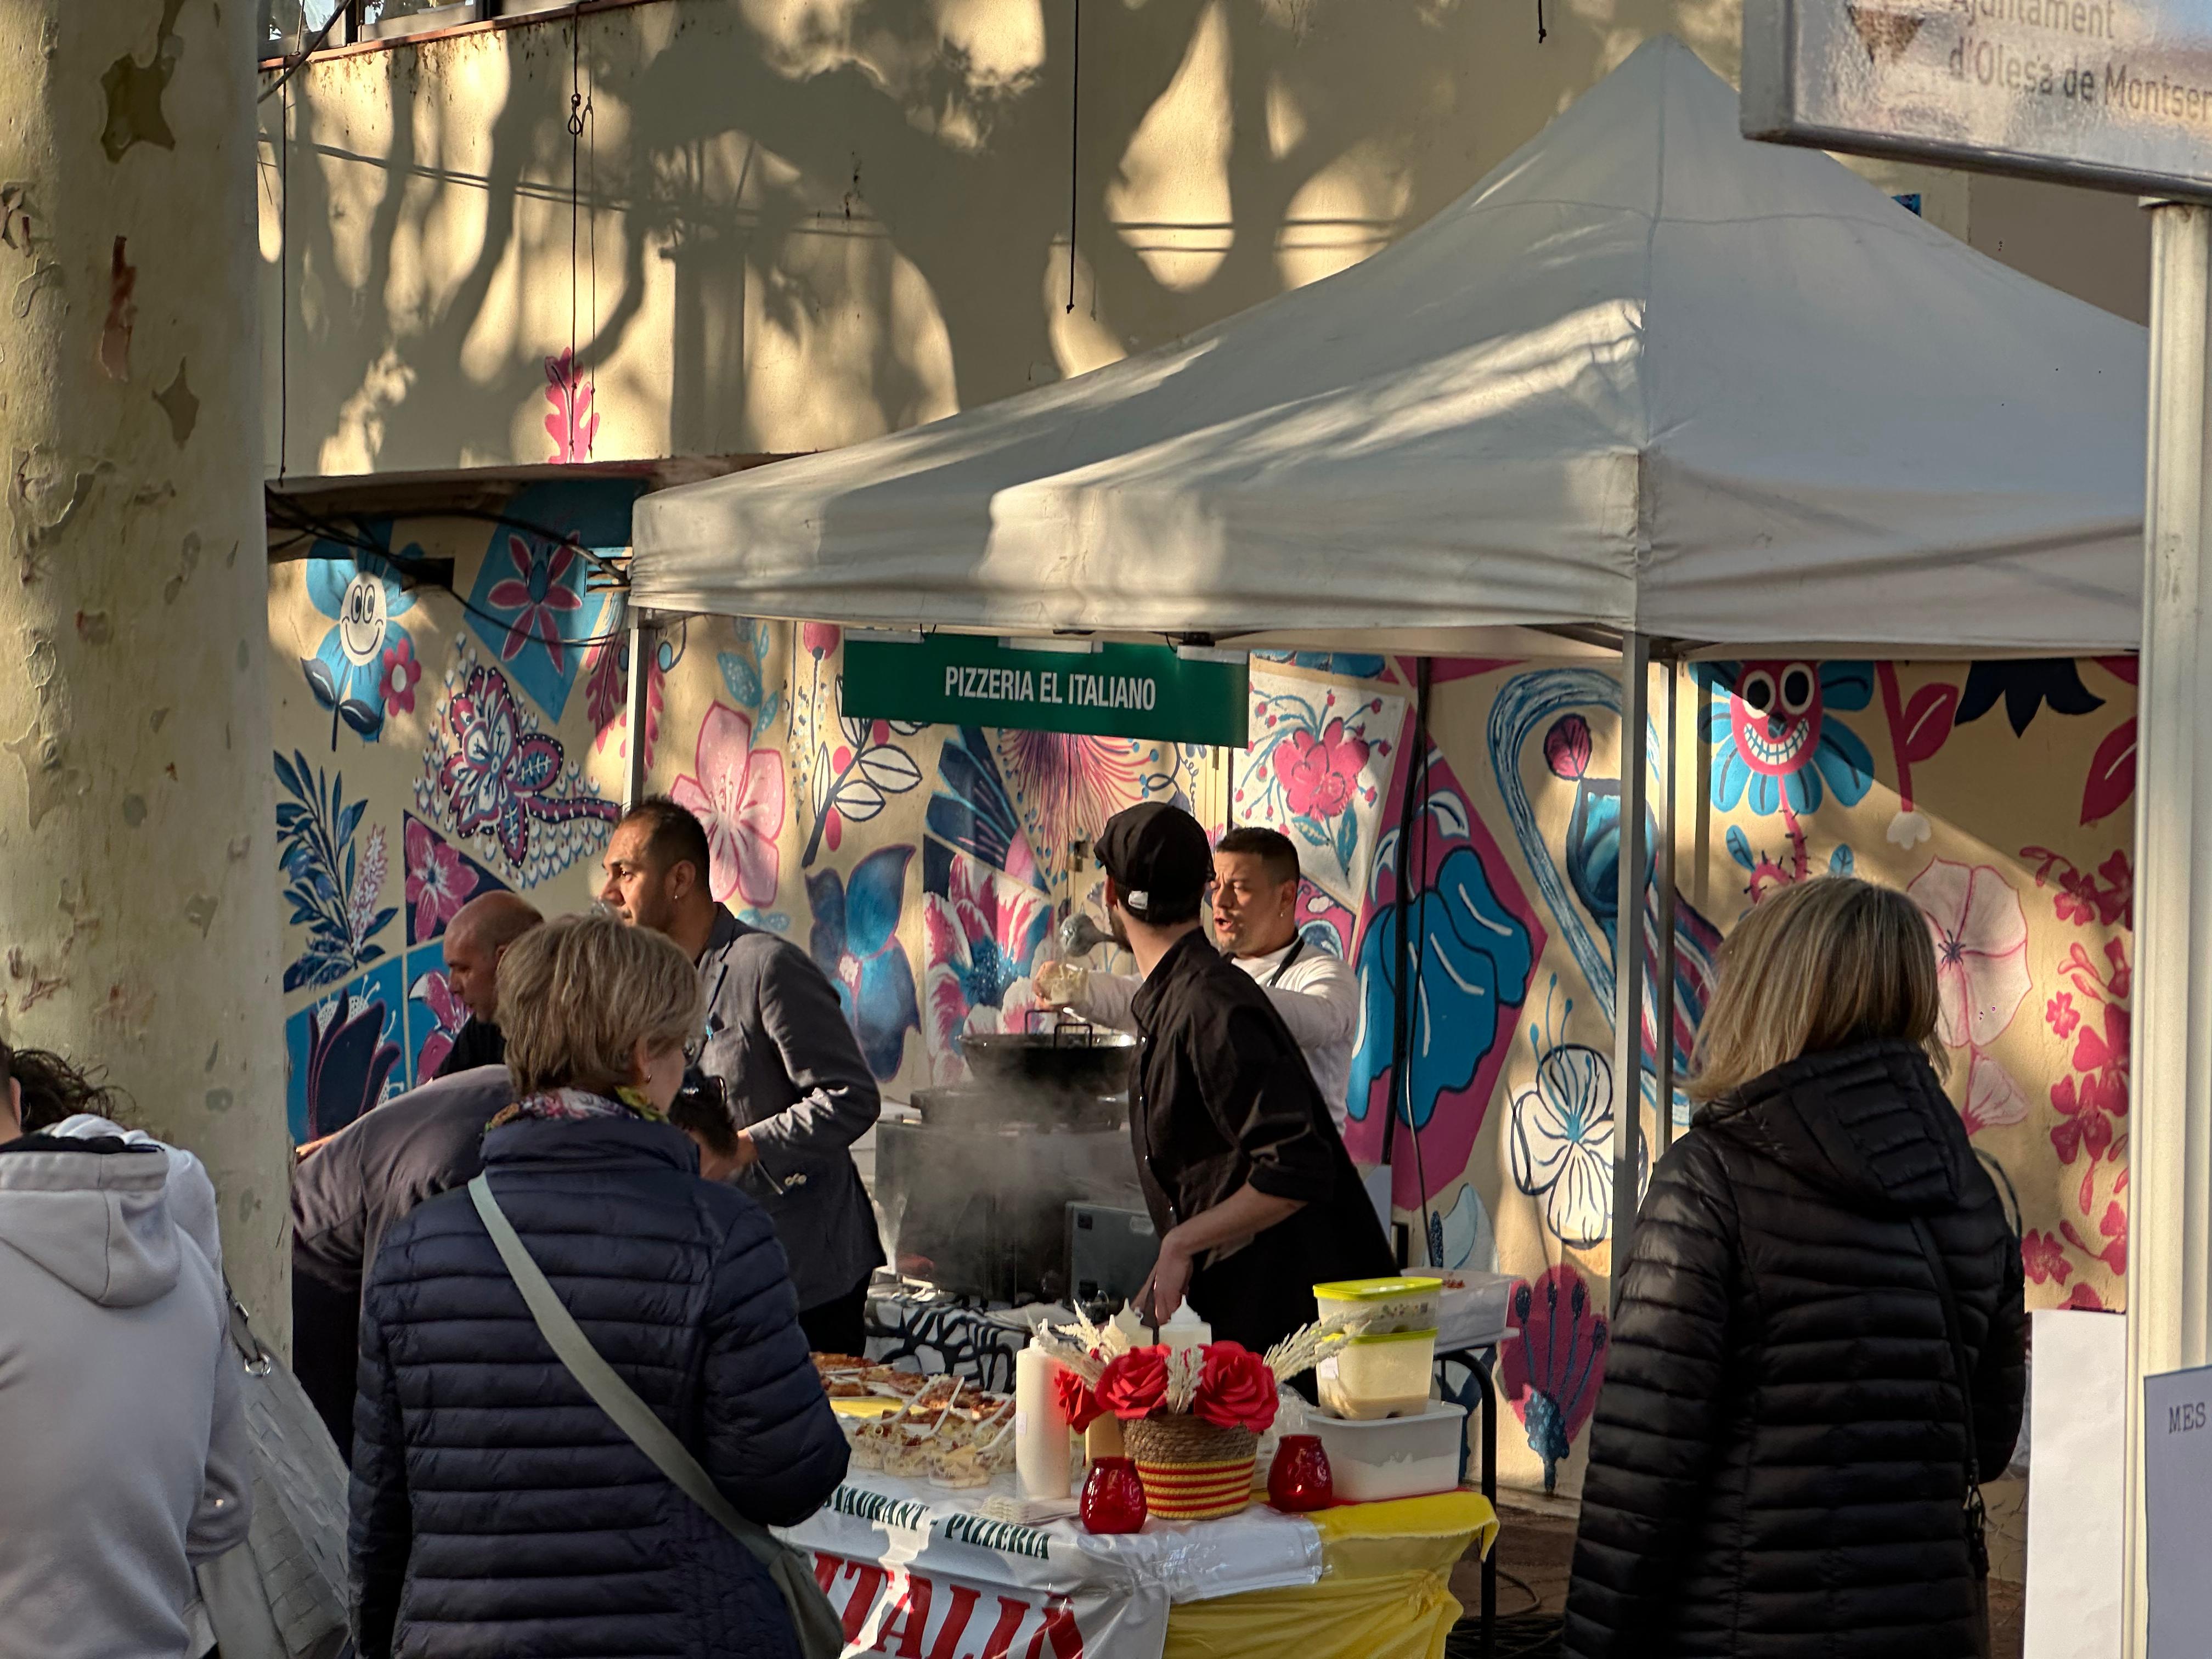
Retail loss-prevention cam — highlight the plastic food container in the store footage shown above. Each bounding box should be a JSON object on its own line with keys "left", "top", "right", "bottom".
{"left": 1313, "top": 1276, "right": 1444, "bottom": 1335}
{"left": 1315, "top": 1328, "right": 1439, "bottom": 1420}
{"left": 1309, "top": 1402, "right": 1466, "bottom": 1502}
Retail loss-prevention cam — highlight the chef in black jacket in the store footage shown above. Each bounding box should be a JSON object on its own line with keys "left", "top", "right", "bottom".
{"left": 1094, "top": 802, "right": 1396, "bottom": 1357}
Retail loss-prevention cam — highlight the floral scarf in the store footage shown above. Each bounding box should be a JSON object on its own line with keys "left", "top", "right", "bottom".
{"left": 487, "top": 1085, "right": 666, "bottom": 1132}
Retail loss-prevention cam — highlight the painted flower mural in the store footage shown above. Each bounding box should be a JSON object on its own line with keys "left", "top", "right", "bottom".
{"left": 1501, "top": 1264, "right": 1610, "bottom": 1493}
{"left": 1702, "top": 661, "right": 1877, "bottom": 819}
{"left": 487, "top": 537, "right": 584, "bottom": 673}
{"left": 380, "top": 635, "right": 421, "bottom": 716}
{"left": 996, "top": 729, "right": 1156, "bottom": 874}
{"left": 808, "top": 845, "right": 922, "bottom": 1081}
{"left": 408, "top": 966, "right": 467, "bottom": 1081}
{"left": 404, "top": 816, "right": 478, "bottom": 942}
{"left": 1240, "top": 678, "right": 1396, "bottom": 884}
{"left": 923, "top": 846, "right": 1052, "bottom": 1081}
{"left": 1508, "top": 983, "right": 1617, "bottom": 1249}
{"left": 302, "top": 545, "right": 419, "bottom": 746}
{"left": 1909, "top": 858, "right": 2031, "bottom": 1049}
{"left": 670, "top": 702, "right": 788, "bottom": 909}
{"left": 300, "top": 984, "right": 403, "bottom": 1142}
{"left": 464, "top": 527, "right": 610, "bottom": 720}
{"left": 275, "top": 750, "right": 399, "bottom": 993}
{"left": 414, "top": 645, "right": 619, "bottom": 885}
{"left": 1344, "top": 765, "right": 1541, "bottom": 1203}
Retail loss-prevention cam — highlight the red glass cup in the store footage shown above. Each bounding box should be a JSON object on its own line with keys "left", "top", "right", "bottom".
{"left": 1267, "top": 1435, "right": 1335, "bottom": 1513}
{"left": 1080, "top": 1455, "right": 1148, "bottom": 1533}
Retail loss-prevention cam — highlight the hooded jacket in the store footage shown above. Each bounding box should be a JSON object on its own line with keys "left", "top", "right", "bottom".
{"left": 0, "top": 1133, "right": 253, "bottom": 1659}
{"left": 1562, "top": 1041, "right": 2027, "bottom": 1659}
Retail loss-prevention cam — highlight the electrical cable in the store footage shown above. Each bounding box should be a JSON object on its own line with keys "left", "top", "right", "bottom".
{"left": 1066, "top": 0, "right": 1080, "bottom": 313}
{"left": 1406, "top": 653, "right": 1437, "bottom": 1263}
{"left": 267, "top": 493, "right": 631, "bottom": 583}
{"left": 258, "top": 4, "right": 348, "bottom": 105}
{"left": 265, "top": 498, "right": 634, "bottom": 651}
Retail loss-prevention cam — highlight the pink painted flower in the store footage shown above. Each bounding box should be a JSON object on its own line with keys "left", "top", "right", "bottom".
{"left": 379, "top": 635, "right": 420, "bottom": 715}
{"left": 2060, "top": 1283, "right": 2108, "bottom": 1312}
{"left": 1909, "top": 858, "right": 2030, "bottom": 1049}
{"left": 2021, "top": 1229, "right": 2072, "bottom": 1286}
{"left": 802, "top": 623, "right": 841, "bottom": 658}
{"left": 409, "top": 966, "right": 467, "bottom": 1080}
{"left": 405, "top": 817, "right": 478, "bottom": 941}
{"left": 487, "top": 535, "right": 584, "bottom": 674}
{"left": 2050, "top": 1074, "right": 2114, "bottom": 1165}
{"left": 2046, "top": 991, "right": 2080, "bottom": 1041}
{"left": 923, "top": 857, "right": 1051, "bottom": 1082}
{"left": 670, "top": 703, "right": 787, "bottom": 907}
{"left": 1960, "top": 1049, "right": 2030, "bottom": 1136}
{"left": 1273, "top": 718, "right": 1369, "bottom": 821}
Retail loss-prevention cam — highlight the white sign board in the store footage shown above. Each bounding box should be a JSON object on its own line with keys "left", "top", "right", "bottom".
{"left": 1743, "top": 0, "right": 2212, "bottom": 200}
{"left": 2024, "top": 1310, "right": 2126, "bottom": 1659}
{"left": 2143, "top": 1362, "right": 2212, "bottom": 1655}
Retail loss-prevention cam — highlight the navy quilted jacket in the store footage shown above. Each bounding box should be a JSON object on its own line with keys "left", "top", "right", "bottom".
{"left": 349, "top": 1115, "right": 848, "bottom": 1659}
{"left": 1562, "top": 1041, "right": 2027, "bottom": 1659}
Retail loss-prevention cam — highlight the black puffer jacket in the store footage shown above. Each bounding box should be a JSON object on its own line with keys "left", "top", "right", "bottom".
{"left": 1562, "top": 1041, "right": 2025, "bottom": 1659}
{"left": 349, "top": 1114, "right": 849, "bottom": 1659}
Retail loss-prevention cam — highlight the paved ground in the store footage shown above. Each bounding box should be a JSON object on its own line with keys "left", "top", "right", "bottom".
{"left": 1448, "top": 1502, "right": 2026, "bottom": 1655}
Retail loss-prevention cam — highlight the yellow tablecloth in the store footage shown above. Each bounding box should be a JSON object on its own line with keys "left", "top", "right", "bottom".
{"left": 1163, "top": 1492, "right": 1498, "bottom": 1659}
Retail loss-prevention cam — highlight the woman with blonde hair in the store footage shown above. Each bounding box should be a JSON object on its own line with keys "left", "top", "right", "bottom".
{"left": 1562, "top": 877, "right": 2025, "bottom": 1659}
{"left": 350, "top": 912, "right": 847, "bottom": 1659}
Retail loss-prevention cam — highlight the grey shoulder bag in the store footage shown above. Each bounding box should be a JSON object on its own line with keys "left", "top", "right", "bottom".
{"left": 467, "top": 1176, "right": 846, "bottom": 1659}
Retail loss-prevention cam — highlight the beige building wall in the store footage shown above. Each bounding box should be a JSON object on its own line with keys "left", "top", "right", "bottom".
{"left": 257, "top": 0, "right": 2152, "bottom": 478}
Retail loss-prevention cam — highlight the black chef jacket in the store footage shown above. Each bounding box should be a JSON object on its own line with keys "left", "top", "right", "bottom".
{"left": 435, "top": 1015, "right": 506, "bottom": 1078}
{"left": 1130, "top": 930, "right": 1396, "bottom": 1357}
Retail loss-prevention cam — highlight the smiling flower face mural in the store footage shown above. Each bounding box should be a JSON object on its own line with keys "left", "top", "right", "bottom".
{"left": 303, "top": 546, "right": 419, "bottom": 746}
{"left": 1704, "top": 661, "right": 1877, "bottom": 819}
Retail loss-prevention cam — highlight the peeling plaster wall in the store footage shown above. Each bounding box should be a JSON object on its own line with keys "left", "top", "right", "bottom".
{"left": 256, "top": 0, "right": 2150, "bottom": 477}
{"left": 1, "top": 1, "right": 289, "bottom": 1336}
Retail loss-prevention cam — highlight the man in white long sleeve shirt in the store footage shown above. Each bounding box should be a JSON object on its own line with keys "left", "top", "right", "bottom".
{"left": 1063, "top": 826, "right": 1362, "bottom": 1133}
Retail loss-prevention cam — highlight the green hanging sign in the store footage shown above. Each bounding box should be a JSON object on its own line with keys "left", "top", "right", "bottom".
{"left": 842, "top": 634, "right": 1249, "bottom": 747}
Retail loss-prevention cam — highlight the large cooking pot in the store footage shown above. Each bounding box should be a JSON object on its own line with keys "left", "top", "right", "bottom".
{"left": 958, "top": 1025, "right": 1137, "bottom": 1096}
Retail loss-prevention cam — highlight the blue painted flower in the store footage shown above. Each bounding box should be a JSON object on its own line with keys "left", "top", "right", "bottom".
{"left": 808, "top": 845, "right": 922, "bottom": 1081}
{"left": 303, "top": 536, "right": 419, "bottom": 746}
{"left": 1348, "top": 842, "right": 1536, "bottom": 1130}
{"left": 1703, "top": 661, "right": 1876, "bottom": 817}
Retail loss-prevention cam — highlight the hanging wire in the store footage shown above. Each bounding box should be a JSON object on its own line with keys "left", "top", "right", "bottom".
{"left": 1066, "top": 0, "right": 1080, "bottom": 313}
{"left": 567, "top": 4, "right": 588, "bottom": 460}
{"left": 1536, "top": 0, "right": 1548, "bottom": 42}
{"left": 258, "top": 4, "right": 347, "bottom": 106}
{"left": 279, "top": 77, "right": 291, "bottom": 483}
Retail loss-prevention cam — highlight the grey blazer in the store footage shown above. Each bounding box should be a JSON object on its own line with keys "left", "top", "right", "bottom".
{"left": 696, "top": 909, "right": 884, "bottom": 1311}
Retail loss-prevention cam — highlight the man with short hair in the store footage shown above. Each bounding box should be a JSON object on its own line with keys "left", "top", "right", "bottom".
{"left": 1095, "top": 802, "right": 1395, "bottom": 1358}
{"left": 290, "top": 1063, "right": 516, "bottom": 1456}
{"left": 601, "top": 796, "right": 884, "bottom": 1355}
{"left": 433, "top": 891, "right": 543, "bottom": 1077}
{"left": 1063, "top": 825, "right": 1361, "bottom": 1131}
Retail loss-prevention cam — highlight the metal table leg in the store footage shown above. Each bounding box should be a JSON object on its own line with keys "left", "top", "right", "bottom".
{"left": 1438, "top": 1348, "right": 1498, "bottom": 1659}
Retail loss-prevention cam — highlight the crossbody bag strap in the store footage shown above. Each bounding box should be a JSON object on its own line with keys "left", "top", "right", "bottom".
{"left": 1910, "top": 1214, "right": 1990, "bottom": 1578}
{"left": 468, "top": 1177, "right": 755, "bottom": 1537}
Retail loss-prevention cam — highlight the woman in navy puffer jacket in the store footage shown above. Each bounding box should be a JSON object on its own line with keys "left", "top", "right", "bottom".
{"left": 350, "top": 913, "right": 849, "bottom": 1659}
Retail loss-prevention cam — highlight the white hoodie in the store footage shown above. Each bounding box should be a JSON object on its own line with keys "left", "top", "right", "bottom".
{"left": 0, "top": 1132, "right": 252, "bottom": 1659}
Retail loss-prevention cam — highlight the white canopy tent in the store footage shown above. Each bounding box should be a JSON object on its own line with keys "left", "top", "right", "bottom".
{"left": 631, "top": 35, "right": 2147, "bottom": 656}
{"left": 628, "top": 34, "right": 2151, "bottom": 1279}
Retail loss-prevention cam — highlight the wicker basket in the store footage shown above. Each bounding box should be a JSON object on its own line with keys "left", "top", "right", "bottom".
{"left": 1123, "top": 1413, "right": 1257, "bottom": 1520}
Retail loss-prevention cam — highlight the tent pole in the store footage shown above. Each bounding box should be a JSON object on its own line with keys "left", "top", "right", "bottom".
{"left": 1654, "top": 655, "right": 1678, "bottom": 1151}
{"left": 623, "top": 603, "right": 656, "bottom": 809}
{"left": 1611, "top": 633, "right": 1650, "bottom": 1313}
{"left": 2125, "top": 200, "right": 2212, "bottom": 1659}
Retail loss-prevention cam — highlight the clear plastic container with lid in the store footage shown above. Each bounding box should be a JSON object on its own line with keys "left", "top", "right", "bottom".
{"left": 1312, "top": 1275, "right": 1444, "bottom": 1336}
{"left": 1315, "top": 1327, "right": 1440, "bottom": 1420}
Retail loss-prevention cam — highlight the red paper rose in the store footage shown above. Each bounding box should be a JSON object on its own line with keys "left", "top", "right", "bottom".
{"left": 1056, "top": 1365, "right": 1106, "bottom": 1431}
{"left": 1097, "top": 1345, "right": 1169, "bottom": 1420}
{"left": 1192, "top": 1341, "right": 1278, "bottom": 1434}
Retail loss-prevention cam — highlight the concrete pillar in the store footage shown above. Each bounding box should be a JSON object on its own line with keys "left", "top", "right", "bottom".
{"left": 0, "top": 2, "right": 287, "bottom": 1337}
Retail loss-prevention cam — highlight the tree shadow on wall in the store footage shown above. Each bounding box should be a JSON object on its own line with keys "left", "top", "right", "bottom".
{"left": 263, "top": 0, "right": 1646, "bottom": 475}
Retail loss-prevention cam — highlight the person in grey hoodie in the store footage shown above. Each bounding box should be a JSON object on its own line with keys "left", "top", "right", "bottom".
{"left": 0, "top": 1040, "right": 253, "bottom": 1659}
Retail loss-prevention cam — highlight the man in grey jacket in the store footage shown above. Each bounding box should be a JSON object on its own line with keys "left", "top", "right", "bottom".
{"left": 602, "top": 797, "right": 885, "bottom": 1353}
{"left": 0, "top": 1041, "right": 252, "bottom": 1659}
